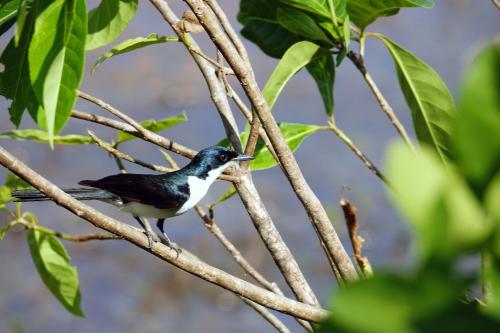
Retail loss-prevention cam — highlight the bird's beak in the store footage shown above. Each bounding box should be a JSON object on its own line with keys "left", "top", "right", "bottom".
{"left": 232, "top": 154, "right": 254, "bottom": 161}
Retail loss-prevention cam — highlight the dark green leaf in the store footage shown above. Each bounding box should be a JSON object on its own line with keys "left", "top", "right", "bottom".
{"left": 0, "top": 222, "right": 10, "bottom": 239}
{"left": 377, "top": 35, "right": 455, "bottom": 164}
{"left": 238, "top": 0, "right": 301, "bottom": 58}
{"left": 0, "top": 0, "right": 19, "bottom": 34}
{"left": 262, "top": 41, "right": 321, "bottom": 111}
{"left": 347, "top": 0, "right": 434, "bottom": 30}
{"left": 278, "top": 0, "right": 331, "bottom": 18}
{"left": 28, "top": 0, "right": 87, "bottom": 145}
{"left": 386, "top": 143, "right": 491, "bottom": 262}
{"left": 306, "top": 54, "right": 335, "bottom": 115}
{"left": 277, "top": 6, "right": 331, "bottom": 44}
{"left": 453, "top": 42, "right": 500, "bottom": 196}
{"left": 116, "top": 112, "right": 187, "bottom": 143}
{"left": 251, "top": 122, "right": 321, "bottom": 170}
{"left": 0, "top": 129, "right": 92, "bottom": 144}
{"left": 27, "top": 228, "right": 83, "bottom": 316}
{"left": 92, "top": 33, "right": 178, "bottom": 73}
{"left": 86, "top": 0, "right": 138, "bottom": 50}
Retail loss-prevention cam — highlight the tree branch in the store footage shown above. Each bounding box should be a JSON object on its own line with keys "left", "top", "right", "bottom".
{"left": 183, "top": 0, "right": 358, "bottom": 283}
{"left": 0, "top": 144, "right": 328, "bottom": 322}
{"left": 240, "top": 297, "right": 291, "bottom": 333}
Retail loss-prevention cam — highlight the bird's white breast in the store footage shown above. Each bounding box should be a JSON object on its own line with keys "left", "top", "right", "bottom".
{"left": 120, "top": 202, "right": 178, "bottom": 218}
{"left": 176, "top": 162, "right": 234, "bottom": 214}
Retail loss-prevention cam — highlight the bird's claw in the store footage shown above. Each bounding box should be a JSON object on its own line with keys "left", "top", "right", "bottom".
{"left": 159, "top": 234, "right": 182, "bottom": 259}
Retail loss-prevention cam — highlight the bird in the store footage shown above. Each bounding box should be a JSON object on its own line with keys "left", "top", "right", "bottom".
{"left": 11, "top": 146, "right": 253, "bottom": 254}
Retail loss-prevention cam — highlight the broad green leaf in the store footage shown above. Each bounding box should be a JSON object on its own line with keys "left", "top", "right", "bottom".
{"left": 251, "top": 122, "right": 321, "bottom": 170}
{"left": 92, "top": 34, "right": 178, "bottom": 73}
{"left": 238, "top": 0, "right": 301, "bottom": 58}
{"left": 277, "top": 7, "right": 332, "bottom": 44}
{"left": 306, "top": 54, "right": 335, "bottom": 115}
{"left": 0, "top": 129, "right": 92, "bottom": 144}
{"left": 0, "top": 2, "right": 39, "bottom": 127}
{"left": 0, "top": 0, "right": 18, "bottom": 34}
{"left": 262, "top": 41, "right": 321, "bottom": 111}
{"left": 86, "top": 0, "right": 138, "bottom": 50}
{"left": 376, "top": 35, "right": 456, "bottom": 164}
{"left": 386, "top": 143, "right": 491, "bottom": 262}
{"left": 347, "top": 0, "right": 434, "bottom": 30}
{"left": 27, "top": 229, "right": 83, "bottom": 316}
{"left": 278, "top": 0, "right": 330, "bottom": 18}
{"left": 116, "top": 112, "right": 188, "bottom": 143}
{"left": 453, "top": 42, "right": 500, "bottom": 196}
{"left": 320, "top": 272, "right": 500, "bottom": 333}
{"left": 208, "top": 186, "right": 237, "bottom": 209}
{"left": 14, "top": 0, "right": 28, "bottom": 45}
{"left": 28, "top": 0, "right": 87, "bottom": 146}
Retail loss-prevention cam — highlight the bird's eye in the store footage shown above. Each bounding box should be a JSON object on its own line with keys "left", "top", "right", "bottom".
{"left": 220, "top": 155, "right": 228, "bottom": 163}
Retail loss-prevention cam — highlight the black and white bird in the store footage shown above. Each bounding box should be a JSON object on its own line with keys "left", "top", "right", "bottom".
{"left": 12, "top": 146, "right": 253, "bottom": 252}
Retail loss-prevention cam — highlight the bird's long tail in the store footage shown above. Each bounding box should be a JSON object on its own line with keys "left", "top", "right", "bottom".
{"left": 11, "top": 188, "right": 117, "bottom": 202}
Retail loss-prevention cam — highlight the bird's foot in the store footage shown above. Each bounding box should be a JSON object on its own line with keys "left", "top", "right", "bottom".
{"left": 159, "top": 234, "right": 182, "bottom": 259}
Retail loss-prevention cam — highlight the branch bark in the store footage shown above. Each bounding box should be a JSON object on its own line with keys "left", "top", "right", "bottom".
{"left": 182, "top": 0, "right": 358, "bottom": 283}
{"left": 0, "top": 144, "right": 328, "bottom": 322}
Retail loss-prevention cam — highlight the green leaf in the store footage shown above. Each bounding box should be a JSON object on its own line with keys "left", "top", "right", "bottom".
{"left": 277, "top": 6, "right": 332, "bottom": 44}
{"left": 347, "top": 0, "right": 434, "bottom": 30}
{"left": 0, "top": 185, "right": 11, "bottom": 209}
{"left": 306, "top": 54, "right": 335, "bottom": 116}
{"left": 0, "top": 222, "right": 10, "bottom": 239}
{"left": 28, "top": 0, "right": 87, "bottom": 146}
{"left": 453, "top": 42, "right": 500, "bottom": 196}
{"left": 238, "top": 0, "right": 301, "bottom": 58}
{"left": 92, "top": 33, "right": 178, "bottom": 73}
{"left": 0, "top": 129, "right": 93, "bottom": 144}
{"left": 116, "top": 112, "right": 188, "bottom": 143}
{"left": 277, "top": 0, "right": 331, "bottom": 18}
{"left": 386, "top": 143, "right": 491, "bottom": 262}
{"left": 208, "top": 186, "right": 237, "bottom": 209}
{"left": 251, "top": 122, "right": 321, "bottom": 170}
{"left": 262, "top": 41, "right": 321, "bottom": 111}
{"left": 86, "top": 0, "right": 138, "bottom": 51}
{"left": 5, "top": 173, "right": 31, "bottom": 190}
{"left": 27, "top": 228, "right": 83, "bottom": 316}
{"left": 376, "top": 35, "right": 456, "bottom": 164}
{"left": 0, "top": 2, "right": 39, "bottom": 127}
{"left": 0, "top": 0, "right": 19, "bottom": 34}
{"left": 14, "top": 0, "right": 28, "bottom": 45}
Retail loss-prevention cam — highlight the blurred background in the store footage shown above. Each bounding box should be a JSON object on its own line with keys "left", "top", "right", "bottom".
{"left": 0, "top": 1, "right": 498, "bottom": 332}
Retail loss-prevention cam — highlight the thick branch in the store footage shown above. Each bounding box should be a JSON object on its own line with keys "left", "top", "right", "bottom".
{"left": 0, "top": 145, "right": 328, "bottom": 322}
{"left": 183, "top": 0, "right": 358, "bottom": 283}
{"left": 240, "top": 297, "right": 291, "bottom": 333}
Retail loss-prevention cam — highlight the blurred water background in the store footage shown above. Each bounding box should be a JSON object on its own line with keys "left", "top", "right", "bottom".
{"left": 0, "top": 1, "right": 498, "bottom": 332}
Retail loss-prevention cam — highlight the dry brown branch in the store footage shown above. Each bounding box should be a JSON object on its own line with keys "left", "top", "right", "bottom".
{"left": 18, "top": 221, "right": 121, "bottom": 242}
{"left": 149, "top": 0, "right": 321, "bottom": 312}
{"left": 240, "top": 297, "right": 291, "bottom": 333}
{"left": 0, "top": 144, "right": 328, "bottom": 322}
{"left": 182, "top": 0, "right": 358, "bottom": 283}
{"left": 347, "top": 51, "right": 415, "bottom": 150}
{"left": 87, "top": 131, "right": 174, "bottom": 173}
{"left": 491, "top": 0, "right": 500, "bottom": 10}
{"left": 340, "top": 197, "right": 373, "bottom": 278}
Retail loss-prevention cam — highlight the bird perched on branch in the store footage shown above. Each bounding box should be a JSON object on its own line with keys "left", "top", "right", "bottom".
{"left": 12, "top": 146, "right": 253, "bottom": 255}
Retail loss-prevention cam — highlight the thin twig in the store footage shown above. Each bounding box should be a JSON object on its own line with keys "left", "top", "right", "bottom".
{"left": 491, "top": 0, "right": 500, "bottom": 10}
{"left": 188, "top": 45, "right": 234, "bottom": 75}
{"left": 347, "top": 51, "right": 415, "bottom": 150}
{"left": 22, "top": 222, "right": 121, "bottom": 242}
{"left": 326, "top": 123, "right": 388, "bottom": 183}
{"left": 88, "top": 131, "right": 174, "bottom": 173}
{"left": 340, "top": 197, "right": 373, "bottom": 278}
{"left": 0, "top": 144, "right": 328, "bottom": 322}
{"left": 239, "top": 297, "right": 291, "bottom": 333}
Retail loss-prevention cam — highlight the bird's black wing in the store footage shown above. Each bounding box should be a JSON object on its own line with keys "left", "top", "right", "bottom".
{"left": 79, "top": 173, "right": 189, "bottom": 209}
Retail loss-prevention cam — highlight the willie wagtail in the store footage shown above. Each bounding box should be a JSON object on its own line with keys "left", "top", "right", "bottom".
{"left": 12, "top": 146, "right": 253, "bottom": 252}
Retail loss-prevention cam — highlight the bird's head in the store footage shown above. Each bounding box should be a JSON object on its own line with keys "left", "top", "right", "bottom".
{"left": 189, "top": 146, "right": 253, "bottom": 178}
